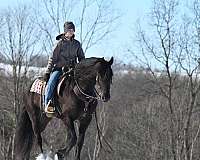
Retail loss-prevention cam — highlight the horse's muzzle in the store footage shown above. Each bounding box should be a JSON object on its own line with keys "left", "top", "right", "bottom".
{"left": 101, "top": 94, "right": 110, "bottom": 102}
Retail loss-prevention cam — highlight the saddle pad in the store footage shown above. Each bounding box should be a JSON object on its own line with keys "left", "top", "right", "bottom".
{"left": 30, "top": 79, "right": 46, "bottom": 95}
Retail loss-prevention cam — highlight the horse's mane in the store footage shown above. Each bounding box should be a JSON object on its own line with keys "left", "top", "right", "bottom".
{"left": 76, "top": 57, "right": 103, "bottom": 69}
{"left": 74, "top": 57, "right": 104, "bottom": 80}
{"left": 59, "top": 57, "right": 104, "bottom": 96}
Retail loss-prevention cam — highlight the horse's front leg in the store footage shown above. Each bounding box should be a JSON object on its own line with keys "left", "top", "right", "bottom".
{"left": 75, "top": 115, "right": 92, "bottom": 160}
{"left": 57, "top": 116, "right": 77, "bottom": 159}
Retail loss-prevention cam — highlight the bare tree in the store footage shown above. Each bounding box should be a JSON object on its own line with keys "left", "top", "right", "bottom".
{"left": 1, "top": 5, "right": 41, "bottom": 119}
{"left": 176, "top": 1, "right": 200, "bottom": 160}
{"left": 0, "top": 4, "right": 41, "bottom": 160}
{"left": 33, "top": 0, "right": 78, "bottom": 54}
{"left": 33, "top": 0, "right": 119, "bottom": 55}
{"left": 78, "top": 0, "right": 119, "bottom": 53}
{"left": 129, "top": 0, "right": 200, "bottom": 160}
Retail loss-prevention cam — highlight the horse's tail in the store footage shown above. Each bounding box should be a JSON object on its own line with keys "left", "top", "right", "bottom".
{"left": 14, "top": 107, "right": 34, "bottom": 159}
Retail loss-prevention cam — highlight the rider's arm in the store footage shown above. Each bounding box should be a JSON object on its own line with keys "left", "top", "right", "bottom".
{"left": 77, "top": 42, "right": 85, "bottom": 62}
{"left": 45, "top": 41, "right": 61, "bottom": 73}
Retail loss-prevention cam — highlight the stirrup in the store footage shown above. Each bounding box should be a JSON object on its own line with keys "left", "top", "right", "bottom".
{"left": 45, "top": 101, "right": 55, "bottom": 114}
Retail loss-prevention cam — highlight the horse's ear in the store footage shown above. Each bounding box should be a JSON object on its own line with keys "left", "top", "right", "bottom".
{"left": 108, "top": 57, "right": 114, "bottom": 65}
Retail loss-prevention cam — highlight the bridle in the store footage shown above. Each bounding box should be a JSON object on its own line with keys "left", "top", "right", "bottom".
{"left": 74, "top": 79, "right": 102, "bottom": 100}
{"left": 73, "top": 69, "right": 104, "bottom": 101}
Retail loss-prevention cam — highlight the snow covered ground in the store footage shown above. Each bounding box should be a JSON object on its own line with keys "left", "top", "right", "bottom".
{"left": 0, "top": 62, "right": 198, "bottom": 80}
{"left": 0, "top": 63, "right": 46, "bottom": 78}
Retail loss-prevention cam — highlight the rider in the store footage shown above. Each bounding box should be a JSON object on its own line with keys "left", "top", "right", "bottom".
{"left": 44, "top": 21, "right": 85, "bottom": 114}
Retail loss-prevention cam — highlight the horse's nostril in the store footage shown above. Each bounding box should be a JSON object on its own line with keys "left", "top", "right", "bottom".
{"left": 101, "top": 95, "right": 110, "bottom": 102}
{"left": 101, "top": 95, "right": 105, "bottom": 101}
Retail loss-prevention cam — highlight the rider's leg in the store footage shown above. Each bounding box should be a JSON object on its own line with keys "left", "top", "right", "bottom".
{"left": 45, "top": 70, "right": 62, "bottom": 113}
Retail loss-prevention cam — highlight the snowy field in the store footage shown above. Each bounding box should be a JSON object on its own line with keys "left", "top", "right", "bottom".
{"left": 0, "top": 63, "right": 46, "bottom": 78}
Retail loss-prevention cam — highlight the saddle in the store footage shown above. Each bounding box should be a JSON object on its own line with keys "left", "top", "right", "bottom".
{"left": 30, "top": 71, "right": 72, "bottom": 116}
{"left": 30, "top": 77, "right": 66, "bottom": 97}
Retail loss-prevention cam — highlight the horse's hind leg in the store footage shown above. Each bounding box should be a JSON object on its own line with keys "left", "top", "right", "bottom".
{"left": 15, "top": 108, "right": 34, "bottom": 160}
{"left": 57, "top": 117, "right": 77, "bottom": 159}
{"left": 27, "top": 106, "right": 50, "bottom": 153}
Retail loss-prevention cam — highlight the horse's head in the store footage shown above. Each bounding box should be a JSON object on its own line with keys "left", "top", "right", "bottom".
{"left": 96, "top": 57, "right": 113, "bottom": 102}
{"left": 74, "top": 57, "right": 113, "bottom": 102}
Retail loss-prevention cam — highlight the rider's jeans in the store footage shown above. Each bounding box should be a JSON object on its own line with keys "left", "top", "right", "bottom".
{"left": 45, "top": 70, "right": 62, "bottom": 106}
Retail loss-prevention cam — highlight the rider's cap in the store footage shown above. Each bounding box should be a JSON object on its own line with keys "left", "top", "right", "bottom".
{"left": 64, "top": 21, "right": 75, "bottom": 32}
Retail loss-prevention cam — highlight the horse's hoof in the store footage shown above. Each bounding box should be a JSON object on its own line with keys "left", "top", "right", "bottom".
{"left": 56, "top": 151, "right": 65, "bottom": 160}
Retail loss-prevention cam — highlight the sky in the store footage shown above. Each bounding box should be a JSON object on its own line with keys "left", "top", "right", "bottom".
{"left": 108, "top": 0, "right": 151, "bottom": 62}
{"left": 0, "top": 0, "right": 152, "bottom": 64}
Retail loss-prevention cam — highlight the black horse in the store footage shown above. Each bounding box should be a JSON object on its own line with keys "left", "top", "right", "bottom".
{"left": 14, "top": 57, "right": 114, "bottom": 160}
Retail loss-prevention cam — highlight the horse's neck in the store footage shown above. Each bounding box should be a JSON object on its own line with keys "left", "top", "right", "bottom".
{"left": 76, "top": 71, "right": 96, "bottom": 90}
{"left": 77, "top": 77, "right": 96, "bottom": 90}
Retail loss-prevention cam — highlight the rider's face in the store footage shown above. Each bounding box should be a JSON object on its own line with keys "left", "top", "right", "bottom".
{"left": 65, "top": 29, "right": 74, "bottom": 38}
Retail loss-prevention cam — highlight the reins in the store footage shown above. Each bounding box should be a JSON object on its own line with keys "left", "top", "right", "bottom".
{"left": 73, "top": 69, "right": 103, "bottom": 101}
{"left": 74, "top": 79, "right": 102, "bottom": 100}
{"left": 94, "top": 110, "right": 114, "bottom": 153}
{"left": 73, "top": 68, "right": 114, "bottom": 153}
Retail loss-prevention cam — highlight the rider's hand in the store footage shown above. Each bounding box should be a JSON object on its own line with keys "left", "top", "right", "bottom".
{"left": 44, "top": 72, "right": 50, "bottom": 82}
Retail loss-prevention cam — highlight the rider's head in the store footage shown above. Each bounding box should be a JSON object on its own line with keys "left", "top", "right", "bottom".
{"left": 64, "top": 21, "right": 75, "bottom": 39}
{"left": 56, "top": 21, "right": 75, "bottom": 40}
{"left": 64, "top": 21, "right": 75, "bottom": 32}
